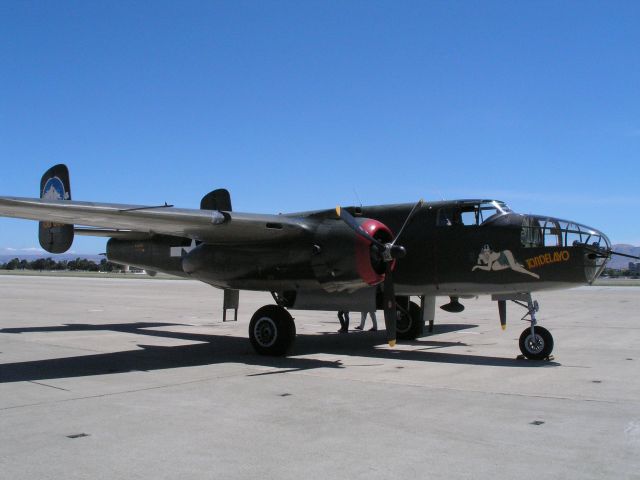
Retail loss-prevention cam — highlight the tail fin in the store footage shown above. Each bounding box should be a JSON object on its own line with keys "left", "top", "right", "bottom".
{"left": 200, "top": 188, "right": 232, "bottom": 211}
{"left": 38, "top": 164, "right": 74, "bottom": 253}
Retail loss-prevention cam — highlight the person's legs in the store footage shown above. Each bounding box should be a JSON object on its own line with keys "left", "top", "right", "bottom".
{"left": 338, "top": 311, "right": 348, "bottom": 332}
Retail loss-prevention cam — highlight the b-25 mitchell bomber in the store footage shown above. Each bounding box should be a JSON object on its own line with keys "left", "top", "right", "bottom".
{"left": 1, "top": 165, "right": 635, "bottom": 359}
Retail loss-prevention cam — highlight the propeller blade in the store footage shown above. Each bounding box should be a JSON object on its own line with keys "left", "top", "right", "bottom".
{"left": 335, "top": 206, "right": 385, "bottom": 249}
{"left": 498, "top": 300, "right": 507, "bottom": 330}
{"left": 391, "top": 199, "right": 424, "bottom": 246}
{"left": 383, "top": 263, "right": 397, "bottom": 347}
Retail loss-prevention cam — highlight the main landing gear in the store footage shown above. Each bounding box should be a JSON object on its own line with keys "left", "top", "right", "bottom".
{"left": 248, "top": 305, "right": 296, "bottom": 356}
{"left": 512, "top": 294, "right": 554, "bottom": 360}
{"left": 247, "top": 297, "right": 426, "bottom": 356}
{"left": 396, "top": 300, "right": 423, "bottom": 340}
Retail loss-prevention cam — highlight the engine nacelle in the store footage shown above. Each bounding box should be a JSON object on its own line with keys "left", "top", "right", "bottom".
{"left": 180, "top": 241, "right": 314, "bottom": 291}
{"left": 311, "top": 217, "right": 394, "bottom": 292}
{"left": 106, "top": 236, "right": 191, "bottom": 277}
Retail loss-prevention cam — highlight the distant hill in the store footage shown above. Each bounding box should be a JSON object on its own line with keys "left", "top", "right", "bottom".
{"left": 608, "top": 244, "right": 640, "bottom": 270}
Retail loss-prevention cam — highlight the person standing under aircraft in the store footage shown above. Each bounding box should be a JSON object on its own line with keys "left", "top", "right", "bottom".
{"left": 337, "top": 310, "right": 350, "bottom": 333}
{"left": 355, "top": 311, "right": 378, "bottom": 331}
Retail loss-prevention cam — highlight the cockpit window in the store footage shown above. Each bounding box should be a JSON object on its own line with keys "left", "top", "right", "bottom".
{"left": 437, "top": 200, "right": 510, "bottom": 227}
{"left": 437, "top": 208, "right": 461, "bottom": 226}
{"left": 478, "top": 201, "right": 510, "bottom": 224}
{"left": 521, "top": 216, "right": 543, "bottom": 247}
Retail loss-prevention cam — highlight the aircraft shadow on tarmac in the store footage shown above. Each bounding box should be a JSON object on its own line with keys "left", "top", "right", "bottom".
{"left": 0, "top": 322, "right": 558, "bottom": 383}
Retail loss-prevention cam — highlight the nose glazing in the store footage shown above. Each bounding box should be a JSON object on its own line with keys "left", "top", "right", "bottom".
{"left": 521, "top": 215, "right": 610, "bottom": 284}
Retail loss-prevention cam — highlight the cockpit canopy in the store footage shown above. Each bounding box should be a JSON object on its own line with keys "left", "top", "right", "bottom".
{"left": 436, "top": 200, "right": 511, "bottom": 227}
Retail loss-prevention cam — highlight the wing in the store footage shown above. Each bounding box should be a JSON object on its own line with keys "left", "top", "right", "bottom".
{"left": 0, "top": 196, "right": 311, "bottom": 245}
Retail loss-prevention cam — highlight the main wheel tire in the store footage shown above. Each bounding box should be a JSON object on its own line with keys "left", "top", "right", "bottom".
{"left": 249, "top": 305, "right": 296, "bottom": 356}
{"left": 396, "top": 301, "right": 423, "bottom": 340}
{"left": 519, "top": 326, "right": 554, "bottom": 360}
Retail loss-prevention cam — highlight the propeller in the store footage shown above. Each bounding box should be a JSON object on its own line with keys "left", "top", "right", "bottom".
{"left": 498, "top": 300, "right": 507, "bottom": 330}
{"left": 336, "top": 199, "right": 424, "bottom": 346}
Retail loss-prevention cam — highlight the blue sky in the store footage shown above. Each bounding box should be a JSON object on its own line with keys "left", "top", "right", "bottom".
{"left": 1, "top": 0, "right": 639, "bottom": 253}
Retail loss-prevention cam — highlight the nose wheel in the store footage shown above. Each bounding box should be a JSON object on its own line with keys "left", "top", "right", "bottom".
{"left": 519, "top": 325, "right": 553, "bottom": 360}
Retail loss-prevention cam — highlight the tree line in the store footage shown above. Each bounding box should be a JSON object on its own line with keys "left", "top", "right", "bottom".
{"left": 602, "top": 267, "right": 639, "bottom": 278}
{"left": 0, "top": 257, "right": 120, "bottom": 272}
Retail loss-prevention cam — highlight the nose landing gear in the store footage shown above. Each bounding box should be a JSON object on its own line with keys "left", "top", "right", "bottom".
{"left": 514, "top": 294, "right": 554, "bottom": 360}
{"left": 493, "top": 293, "right": 554, "bottom": 360}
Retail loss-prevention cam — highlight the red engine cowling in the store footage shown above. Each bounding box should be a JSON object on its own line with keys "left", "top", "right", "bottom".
{"left": 311, "top": 217, "right": 395, "bottom": 292}
{"left": 355, "top": 219, "right": 395, "bottom": 286}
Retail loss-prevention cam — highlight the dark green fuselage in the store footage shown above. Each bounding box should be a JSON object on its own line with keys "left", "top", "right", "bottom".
{"left": 107, "top": 199, "right": 610, "bottom": 303}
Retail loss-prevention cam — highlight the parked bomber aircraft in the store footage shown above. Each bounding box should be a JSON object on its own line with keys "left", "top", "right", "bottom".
{"left": 1, "top": 165, "right": 636, "bottom": 359}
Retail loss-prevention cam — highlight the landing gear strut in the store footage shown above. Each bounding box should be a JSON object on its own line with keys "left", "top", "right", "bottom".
{"left": 513, "top": 294, "right": 554, "bottom": 360}
{"left": 248, "top": 305, "right": 296, "bottom": 356}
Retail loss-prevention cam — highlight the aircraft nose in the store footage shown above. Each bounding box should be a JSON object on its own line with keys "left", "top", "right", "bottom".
{"left": 571, "top": 223, "right": 611, "bottom": 284}
{"left": 522, "top": 215, "right": 611, "bottom": 284}
{"left": 589, "top": 247, "right": 609, "bottom": 283}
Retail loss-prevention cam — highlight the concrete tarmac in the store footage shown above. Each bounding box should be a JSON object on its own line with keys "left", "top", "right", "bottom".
{"left": 0, "top": 275, "right": 638, "bottom": 479}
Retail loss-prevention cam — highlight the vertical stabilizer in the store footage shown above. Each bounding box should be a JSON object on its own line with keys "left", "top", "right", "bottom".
{"left": 200, "top": 189, "right": 232, "bottom": 211}
{"left": 38, "top": 164, "right": 74, "bottom": 253}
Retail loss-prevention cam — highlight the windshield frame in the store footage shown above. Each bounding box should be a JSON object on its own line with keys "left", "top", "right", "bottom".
{"left": 436, "top": 200, "right": 511, "bottom": 227}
